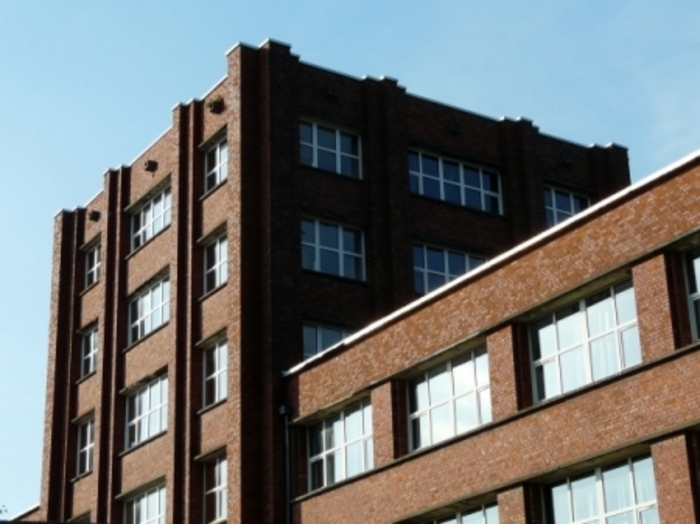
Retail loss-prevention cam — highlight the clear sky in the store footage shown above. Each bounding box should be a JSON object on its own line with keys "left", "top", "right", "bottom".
{"left": 2, "top": 0, "right": 700, "bottom": 516}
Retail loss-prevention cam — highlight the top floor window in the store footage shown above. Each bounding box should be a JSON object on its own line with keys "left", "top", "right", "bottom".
{"left": 685, "top": 249, "right": 700, "bottom": 340}
{"left": 205, "top": 138, "right": 228, "bottom": 191}
{"left": 531, "top": 280, "right": 641, "bottom": 402}
{"left": 85, "top": 243, "right": 101, "bottom": 287}
{"left": 409, "top": 151, "right": 502, "bottom": 214}
{"left": 301, "top": 218, "right": 365, "bottom": 280}
{"left": 131, "top": 187, "right": 172, "bottom": 251}
{"left": 544, "top": 186, "right": 589, "bottom": 227}
{"left": 299, "top": 121, "right": 361, "bottom": 178}
{"left": 413, "top": 244, "right": 485, "bottom": 294}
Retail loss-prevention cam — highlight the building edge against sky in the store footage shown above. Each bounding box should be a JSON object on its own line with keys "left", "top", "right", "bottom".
{"left": 24, "top": 38, "right": 700, "bottom": 523}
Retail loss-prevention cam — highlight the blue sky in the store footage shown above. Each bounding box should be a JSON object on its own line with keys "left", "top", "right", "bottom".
{"left": 2, "top": 0, "right": 700, "bottom": 516}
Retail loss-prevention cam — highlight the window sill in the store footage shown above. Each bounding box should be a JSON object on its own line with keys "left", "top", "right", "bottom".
{"left": 119, "top": 430, "right": 167, "bottom": 457}
{"left": 70, "top": 470, "right": 93, "bottom": 483}
{"left": 126, "top": 225, "right": 171, "bottom": 261}
{"left": 122, "top": 322, "right": 169, "bottom": 354}
{"left": 200, "top": 178, "right": 228, "bottom": 202}
{"left": 200, "top": 281, "right": 228, "bottom": 302}
{"left": 75, "top": 370, "right": 97, "bottom": 386}
{"left": 197, "top": 398, "right": 227, "bottom": 416}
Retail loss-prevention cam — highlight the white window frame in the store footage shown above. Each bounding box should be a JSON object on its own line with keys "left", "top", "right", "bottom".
{"left": 308, "top": 399, "right": 373, "bottom": 490}
{"left": 426, "top": 504, "right": 499, "bottom": 524}
{"left": 301, "top": 218, "right": 365, "bottom": 280}
{"left": 303, "top": 322, "right": 351, "bottom": 359}
{"left": 124, "top": 485, "right": 166, "bottom": 524}
{"left": 131, "top": 187, "right": 172, "bottom": 251}
{"left": 409, "top": 150, "right": 502, "bottom": 214}
{"left": 76, "top": 418, "right": 94, "bottom": 476}
{"left": 128, "top": 277, "right": 170, "bottom": 344}
{"left": 204, "top": 456, "right": 227, "bottom": 524}
{"left": 204, "top": 339, "right": 227, "bottom": 406}
{"left": 299, "top": 121, "right": 361, "bottom": 178}
{"left": 530, "top": 280, "right": 641, "bottom": 402}
{"left": 85, "top": 243, "right": 101, "bottom": 287}
{"left": 126, "top": 375, "right": 168, "bottom": 448}
{"left": 544, "top": 186, "right": 589, "bottom": 227}
{"left": 81, "top": 326, "right": 98, "bottom": 378}
{"left": 205, "top": 138, "right": 228, "bottom": 191}
{"left": 546, "top": 455, "right": 658, "bottom": 523}
{"left": 204, "top": 236, "right": 228, "bottom": 293}
{"left": 413, "top": 243, "right": 486, "bottom": 295}
{"left": 408, "top": 348, "right": 492, "bottom": 451}
{"left": 685, "top": 249, "right": 700, "bottom": 340}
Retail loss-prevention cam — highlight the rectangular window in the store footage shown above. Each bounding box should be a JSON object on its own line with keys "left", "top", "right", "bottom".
{"left": 85, "top": 243, "right": 101, "bottom": 287}
{"left": 426, "top": 504, "right": 499, "bottom": 524}
{"left": 205, "top": 236, "right": 228, "bottom": 293}
{"left": 126, "top": 375, "right": 168, "bottom": 448}
{"left": 81, "top": 326, "right": 98, "bottom": 378}
{"left": 204, "top": 340, "right": 227, "bottom": 406}
{"left": 128, "top": 277, "right": 170, "bottom": 344}
{"left": 204, "top": 457, "right": 227, "bottom": 524}
{"left": 308, "top": 400, "right": 373, "bottom": 490}
{"left": 544, "top": 187, "right": 589, "bottom": 227}
{"left": 685, "top": 249, "right": 700, "bottom": 340}
{"left": 299, "top": 121, "right": 361, "bottom": 178}
{"left": 413, "top": 244, "right": 486, "bottom": 294}
{"left": 124, "top": 485, "right": 166, "bottom": 524}
{"left": 76, "top": 418, "right": 94, "bottom": 475}
{"left": 303, "top": 323, "right": 350, "bottom": 359}
{"left": 409, "top": 348, "right": 492, "bottom": 451}
{"left": 545, "top": 455, "right": 658, "bottom": 523}
{"left": 531, "top": 280, "right": 641, "bottom": 402}
{"left": 205, "top": 138, "right": 228, "bottom": 191}
{"left": 131, "top": 187, "right": 172, "bottom": 251}
{"left": 301, "top": 218, "right": 365, "bottom": 280}
{"left": 409, "top": 151, "right": 502, "bottom": 214}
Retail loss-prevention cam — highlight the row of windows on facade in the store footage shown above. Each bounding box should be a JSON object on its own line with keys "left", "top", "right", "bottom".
{"left": 300, "top": 121, "right": 590, "bottom": 225}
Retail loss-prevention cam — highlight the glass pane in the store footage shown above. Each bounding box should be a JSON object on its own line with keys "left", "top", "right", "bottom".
{"left": 424, "top": 177, "right": 440, "bottom": 199}
{"left": 365, "top": 438, "right": 373, "bottom": 469}
{"left": 340, "top": 133, "right": 358, "bottom": 155}
{"left": 550, "top": 482, "right": 571, "bottom": 523}
{"left": 544, "top": 189, "right": 553, "bottom": 207}
{"left": 299, "top": 122, "right": 313, "bottom": 143}
{"left": 573, "top": 195, "right": 588, "bottom": 212}
{"left": 444, "top": 182, "right": 461, "bottom": 204}
{"left": 690, "top": 254, "right": 700, "bottom": 294}
{"left": 615, "top": 282, "right": 637, "bottom": 325}
{"left": 464, "top": 188, "right": 481, "bottom": 209}
{"left": 452, "top": 354, "right": 475, "bottom": 395}
{"left": 331, "top": 449, "right": 344, "bottom": 483}
{"left": 475, "top": 349, "right": 489, "bottom": 386}
{"left": 413, "top": 245, "right": 425, "bottom": 268}
{"left": 463, "top": 167, "right": 479, "bottom": 187}
{"left": 536, "top": 360, "right": 559, "bottom": 400}
{"left": 607, "top": 511, "right": 634, "bottom": 524}
{"left": 485, "top": 196, "right": 500, "bottom": 214}
{"left": 319, "top": 223, "right": 338, "bottom": 248}
{"left": 300, "top": 144, "right": 313, "bottom": 165}
{"left": 342, "top": 229, "right": 359, "bottom": 253}
{"left": 603, "top": 462, "right": 633, "bottom": 512}
{"left": 622, "top": 326, "right": 641, "bottom": 367}
{"left": 533, "top": 318, "right": 557, "bottom": 360}
{"left": 363, "top": 403, "right": 372, "bottom": 434}
{"left": 317, "top": 126, "right": 336, "bottom": 150}
{"left": 571, "top": 474, "right": 599, "bottom": 520}
{"left": 447, "top": 252, "right": 466, "bottom": 277}
{"left": 483, "top": 171, "right": 499, "bottom": 192}
{"left": 546, "top": 209, "right": 555, "bottom": 227}
{"left": 479, "top": 388, "right": 492, "bottom": 423}
{"left": 317, "top": 150, "right": 336, "bottom": 172}
{"left": 484, "top": 505, "right": 499, "bottom": 524}
{"left": 411, "top": 415, "right": 429, "bottom": 449}
{"left": 410, "top": 377, "right": 429, "bottom": 412}
{"left": 309, "top": 423, "right": 323, "bottom": 456}
{"left": 320, "top": 250, "right": 339, "bottom": 275}
{"left": 303, "top": 325, "right": 318, "bottom": 357}
{"left": 555, "top": 190, "right": 572, "bottom": 213}
{"left": 428, "top": 365, "right": 450, "bottom": 404}
{"left": 556, "top": 305, "right": 582, "bottom": 350}
{"left": 427, "top": 248, "right": 444, "bottom": 272}
{"left": 455, "top": 392, "right": 478, "bottom": 433}
{"left": 639, "top": 507, "right": 659, "bottom": 524}
{"left": 561, "top": 346, "right": 587, "bottom": 392}
{"left": 427, "top": 272, "right": 446, "bottom": 292}
{"left": 443, "top": 160, "right": 459, "bottom": 181}
{"left": 422, "top": 155, "right": 439, "bottom": 177}
{"left": 302, "top": 246, "right": 315, "bottom": 270}
{"left": 346, "top": 441, "right": 363, "bottom": 477}
{"left": 586, "top": 291, "right": 614, "bottom": 337}
{"left": 438, "top": 517, "right": 458, "bottom": 524}
{"left": 414, "top": 270, "right": 425, "bottom": 294}
{"left": 344, "top": 404, "right": 362, "bottom": 441}
{"left": 310, "top": 459, "right": 324, "bottom": 490}
{"left": 340, "top": 156, "right": 359, "bottom": 177}
{"left": 430, "top": 403, "right": 452, "bottom": 443}
{"left": 633, "top": 456, "right": 656, "bottom": 504}
{"left": 320, "top": 327, "right": 342, "bottom": 351}
{"left": 329, "top": 415, "right": 343, "bottom": 448}
{"left": 408, "top": 151, "right": 420, "bottom": 172}
{"left": 591, "top": 333, "right": 619, "bottom": 381}
{"left": 301, "top": 220, "right": 315, "bottom": 243}
{"left": 344, "top": 254, "right": 362, "bottom": 279}
{"left": 410, "top": 174, "right": 419, "bottom": 194}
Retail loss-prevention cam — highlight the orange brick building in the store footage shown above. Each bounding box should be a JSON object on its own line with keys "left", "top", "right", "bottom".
{"left": 29, "top": 39, "right": 700, "bottom": 524}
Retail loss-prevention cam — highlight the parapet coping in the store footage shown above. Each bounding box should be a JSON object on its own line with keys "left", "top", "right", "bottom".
{"left": 285, "top": 146, "right": 700, "bottom": 376}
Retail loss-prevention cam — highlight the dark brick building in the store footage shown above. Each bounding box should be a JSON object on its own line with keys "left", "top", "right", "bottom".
{"left": 24, "top": 39, "right": 655, "bottom": 524}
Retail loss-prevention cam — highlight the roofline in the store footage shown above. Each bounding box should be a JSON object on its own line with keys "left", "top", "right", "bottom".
{"left": 8, "top": 503, "right": 40, "bottom": 521}
{"left": 285, "top": 146, "right": 700, "bottom": 376}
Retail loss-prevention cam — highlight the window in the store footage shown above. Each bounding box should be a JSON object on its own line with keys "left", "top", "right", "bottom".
{"left": 308, "top": 400, "right": 373, "bottom": 490}
{"left": 204, "top": 457, "right": 227, "bottom": 524}
{"left": 76, "top": 418, "right": 94, "bottom": 475}
{"left": 124, "top": 485, "right": 166, "bottom": 524}
{"left": 126, "top": 375, "right": 168, "bottom": 448}
{"left": 409, "top": 151, "right": 502, "bottom": 214}
{"left": 544, "top": 187, "right": 589, "bottom": 227}
{"left": 81, "top": 326, "right": 98, "bottom": 378}
{"left": 204, "top": 340, "right": 227, "bottom": 406}
{"left": 131, "top": 187, "right": 172, "bottom": 251}
{"left": 128, "top": 277, "right": 170, "bottom": 344}
{"left": 409, "top": 348, "right": 492, "bottom": 451}
{"left": 426, "top": 504, "right": 499, "bottom": 524}
{"left": 205, "top": 138, "right": 228, "bottom": 191}
{"left": 85, "top": 243, "right": 101, "bottom": 287}
{"left": 685, "top": 249, "right": 700, "bottom": 339}
{"left": 545, "top": 456, "right": 658, "bottom": 523}
{"left": 301, "top": 219, "right": 364, "bottom": 280}
{"left": 205, "top": 236, "right": 228, "bottom": 292}
{"left": 303, "top": 323, "right": 351, "bottom": 359}
{"left": 531, "top": 280, "right": 641, "bottom": 402}
{"left": 413, "top": 244, "right": 486, "bottom": 294}
{"left": 299, "top": 121, "right": 361, "bottom": 178}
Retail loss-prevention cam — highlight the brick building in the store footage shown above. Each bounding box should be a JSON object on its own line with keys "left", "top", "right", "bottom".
{"left": 20, "top": 39, "right": 652, "bottom": 523}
